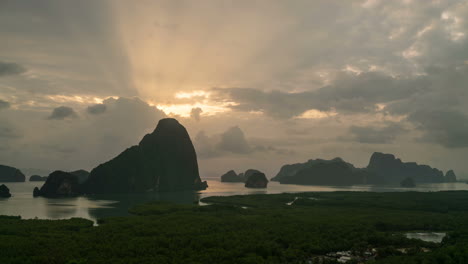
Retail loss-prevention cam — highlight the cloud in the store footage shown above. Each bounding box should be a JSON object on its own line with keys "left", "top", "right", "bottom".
{"left": 0, "top": 124, "right": 21, "bottom": 139}
{"left": 0, "top": 61, "right": 26, "bottom": 76}
{"left": 40, "top": 144, "right": 77, "bottom": 154}
{"left": 408, "top": 110, "right": 468, "bottom": 148}
{"left": 212, "top": 71, "right": 422, "bottom": 118}
{"left": 190, "top": 107, "right": 203, "bottom": 121}
{"left": 194, "top": 131, "right": 218, "bottom": 159}
{"left": 0, "top": 99, "right": 10, "bottom": 110}
{"left": 217, "top": 126, "right": 252, "bottom": 154}
{"left": 87, "top": 103, "right": 107, "bottom": 115}
{"left": 194, "top": 126, "right": 253, "bottom": 158}
{"left": 47, "top": 106, "right": 78, "bottom": 120}
{"left": 348, "top": 123, "right": 406, "bottom": 144}
{"left": 194, "top": 125, "right": 294, "bottom": 159}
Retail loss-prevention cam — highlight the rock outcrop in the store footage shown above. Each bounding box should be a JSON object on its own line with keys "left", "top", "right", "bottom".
{"left": 83, "top": 118, "right": 208, "bottom": 193}
{"left": 400, "top": 177, "right": 416, "bottom": 188}
{"left": 33, "top": 171, "right": 80, "bottom": 197}
{"left": 69, "top": 170, "right": 90, "bottom": 184}
{"left": 220, "top": 169, "right": 265, "bottom": 183}
{"left": 0, "top": 184, "right": 11, "bottom": 198}
{"left": 244, "top": 169, "right": 261, "bottom": 180}
{"left": 367, "top": 152, "right": 445, "bottom": 184}
{"left": 245, "top": 172, "right": 268, "bottom": 188}
{"left": 0, "top": 165, "right": 25, "bottom": 182}
{"left": 445, "top": 170, "right": 457, "bottom": 182}
{"left": 278, "top": 158, "right": 377, "bottom": 186}
{"left": 221, "top": 170, "right": 244, "bottom": 182}
{"left": 29, "top": 175, "right": 48, "bottom": 181}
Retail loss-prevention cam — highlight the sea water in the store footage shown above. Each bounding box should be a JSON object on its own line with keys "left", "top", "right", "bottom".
{"left": 0, "top": 179, "right": 466, "bottom": 222}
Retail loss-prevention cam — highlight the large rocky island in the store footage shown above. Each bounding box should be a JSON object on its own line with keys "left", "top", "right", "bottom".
{"left": 84, "top": 118, "right": 207, "bottom": 193}
{"left": 273, "top": 152, "right": 457, "bottom": 186}
{"left": 35, "top": 118, "right": 208, "bottom": 196}
{"left": 0, "top": 165, "right": 25, "bottom": 182}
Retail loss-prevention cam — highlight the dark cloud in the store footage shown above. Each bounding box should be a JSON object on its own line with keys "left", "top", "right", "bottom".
{"left": 194, "top": 126, "right": 253, "bottom": 158}
{"left": 194, "top": 125, "right": 295, "bottom": 159}
{"left": 87, "top": 103, "right": 107, "bottom": 115}
{"left": 349, "top": 123, "right": 406, "bottom": 144}
{"left": 47, "top": 106, "right": 78, "bottom": 120}
{"left": 0, "top": 61, "right": 26, "bottom": 76}
{"left": 212, "top": 71, "right": 423, "bottom": 119}
{"left": 0, "top": 99, "right": 10, "bottom": 110}
{"left": 408, "top": 110, "right": 468, "bottom": 148}
{"left": 380, "top": 64, "right": 468, "bottom": 148}
{"left": 190, "top": 107, "right": 203, "bottom": 121}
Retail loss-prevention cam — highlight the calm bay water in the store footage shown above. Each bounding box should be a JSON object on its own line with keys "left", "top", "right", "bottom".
{"left": 1, "top": 179, "right": 467, "bottom": 222}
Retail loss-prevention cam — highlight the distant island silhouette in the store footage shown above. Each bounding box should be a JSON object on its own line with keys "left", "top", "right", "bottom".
{"left": 29, "top": 175, "right": 48, "bottom": 182}
{"left": 0, "top": 165, "right": 25, "bottom": 182}
{"left": 272, "top": 152, "right": 457, "bottom": 186}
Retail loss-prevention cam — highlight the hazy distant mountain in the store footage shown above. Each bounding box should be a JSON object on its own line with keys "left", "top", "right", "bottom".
{"left": 29, "top": 175, "right": 47, "bottom": 181}
{"left": 0, "top": 165, "right": 25, "bottom": 182}
{"left": 20, "top": 168, "right": 52, "bottom": 177}
{"left": 82, "top": 118, "right": 208, "bottom": 193}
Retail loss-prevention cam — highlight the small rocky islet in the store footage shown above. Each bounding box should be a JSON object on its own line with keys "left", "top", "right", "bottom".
{"left": 220, "top": 169, "right": 269, "bottom": 188}
{"left": 0, "top": 184, "right": 11, "bottom": 198}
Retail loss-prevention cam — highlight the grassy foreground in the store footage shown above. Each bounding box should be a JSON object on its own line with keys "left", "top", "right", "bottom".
{"left": 2, "top": 191, "right": 468, "bottom": 263}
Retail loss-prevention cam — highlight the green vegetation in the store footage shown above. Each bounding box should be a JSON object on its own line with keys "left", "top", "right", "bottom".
{"left": 2, "top": 191, "right": 468, "bottom": 263}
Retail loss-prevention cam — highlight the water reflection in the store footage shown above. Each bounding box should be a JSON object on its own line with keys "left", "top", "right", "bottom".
{"left": 44, "top": 198, "right": 78, "bottom": 218}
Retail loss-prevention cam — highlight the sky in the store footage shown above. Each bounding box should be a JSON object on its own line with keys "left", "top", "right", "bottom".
{"left": 1, "top": 0, "right": 468, "bottom": 179}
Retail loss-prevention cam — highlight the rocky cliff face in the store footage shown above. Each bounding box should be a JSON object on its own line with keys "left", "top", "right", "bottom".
{"left": 0, "top": 165, "right": 25, "bottom": 182}
{"left": 367, "top": 152, "right": 445, "bottom": 184}
{"left": 83, "top": 118, "right": 207, "bottom": 193}
{"left": 278, "top": 158, "right": 376, "bottom": 186}
{"left": 33, "top": 171, "right": 80, "bottom": 197}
